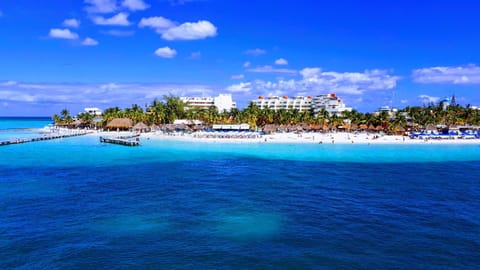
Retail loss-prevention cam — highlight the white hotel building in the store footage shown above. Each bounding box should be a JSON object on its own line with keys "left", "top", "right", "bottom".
{"left": 180, "top": 94, "right": 237, "bottom": 113}
{"left": 253, "top": 96, "right": 313, "bottom": 112}
{"left": 311, "top": 94, "right": 352, "bottom": 117}
{"left": 251, "top": 93, "right": 352, "bottom": 116}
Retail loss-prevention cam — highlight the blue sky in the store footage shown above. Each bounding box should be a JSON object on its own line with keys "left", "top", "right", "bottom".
{"left": 1, "top": 0, "right": 480, "bottom": 116}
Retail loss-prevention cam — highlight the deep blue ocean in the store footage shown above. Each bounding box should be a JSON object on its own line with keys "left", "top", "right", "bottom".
{"left": 1, "top": 117, "right": 479, "bottom": 269}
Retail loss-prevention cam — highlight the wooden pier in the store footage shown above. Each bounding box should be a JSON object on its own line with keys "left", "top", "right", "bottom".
{"left": 0, "top": 131, "right": 90, "bottom": 147}
{"left": 99, "top": 136, "right": 140, "bottom": 146}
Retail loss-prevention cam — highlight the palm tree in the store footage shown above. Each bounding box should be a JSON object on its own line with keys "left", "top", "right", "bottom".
{"left": 77, "top": 112, "right": 94, "bottom": 128}
{"left": 60, "top": 109, "right": 70, "bottom": 120}
{"left": 52, "top": 114, "right": 62, "bottom": 125}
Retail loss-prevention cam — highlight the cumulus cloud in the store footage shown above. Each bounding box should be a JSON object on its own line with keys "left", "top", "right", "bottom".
{"left": 245, "top": 48, "right": 266, "bottom": 56}
{"left": 82, "top": 37, "right": 99, "bottom": 46}
{"left": 93, "top": 12, "right": 131, "bottom": 26}
{"left": 243, "top": 61, "right": 251, "bottom": 68}
{"left": 247, "top": 65, "right": 297, "bottom": 75}
{"left": 169, "top": 0, "right": 195, "bottom": 5}
{"left": 412, "top": 64, "right": 480, "bottom": 84}
{"left": 231, "top": 74, "right": 245, "bottom": 80}
{"left": 63, "top": 18, "right": 80, "bottom": 28}
{"left": 275, "top": 58, "right": 288, "bottom": 65}
{"left": 122, "top": 0, "right": 149, "bottom": 11}
{"left": 299, "top": 68, "right": 399, "bottom": 94}
{"left": 154, "top": 46, "right": 177, "bottom": 58}
{"left": 85, "top": 0, "right": 117, "bottom": 13}
{"left": 418, "top": 95, "right": 440, "bottom": 104}
{"left": 189, "top": 51, "right": 201, "bottom": 59}
{"left": 227, "top": 67, "right": 399, "bottom": 97}
{"left": 0, "top": 81, "right": 216, "bottom": 115}
{"left": 101, "top": 30, "right": 135, "bottom": 36}
{"left": 138, "top": 16, "right": 176, "bottom": 33}
{"left": 49, "top": 28, "right": 79, "bottom": 39}
{"left": 161, "top": 20, "right": 217, "bottom": 40}
{"left": 226, "top": 82, "right": 252, "bottom": 93}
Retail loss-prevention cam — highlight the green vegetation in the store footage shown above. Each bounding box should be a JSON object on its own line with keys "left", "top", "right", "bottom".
{"left": 53, "top": 96, "right": 480, "bottom": 132}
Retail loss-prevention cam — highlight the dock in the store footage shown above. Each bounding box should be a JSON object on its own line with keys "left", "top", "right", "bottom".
{"left": 100, "top": 136, "right": 140, "bottom": 146}
{"left": 0, "top": 131, "right": 90, "bottom": 146}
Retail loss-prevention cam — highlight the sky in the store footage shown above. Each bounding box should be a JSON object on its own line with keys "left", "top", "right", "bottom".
{"left": 1, "top": 0, "right": 480, "bottom": 116}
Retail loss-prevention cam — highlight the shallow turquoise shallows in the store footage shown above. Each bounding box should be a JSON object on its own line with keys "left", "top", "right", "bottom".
{"left": 1, "top": 118, "right": 479, "bottom": 269}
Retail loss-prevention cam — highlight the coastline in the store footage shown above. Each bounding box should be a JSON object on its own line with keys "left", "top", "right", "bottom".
{"left": 81, "top": 129, "right": 480, "bottom": 145}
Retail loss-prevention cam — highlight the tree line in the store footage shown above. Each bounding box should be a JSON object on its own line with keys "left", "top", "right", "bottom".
{"left": 53, "top": 95, "right": 480, "bottom": 132}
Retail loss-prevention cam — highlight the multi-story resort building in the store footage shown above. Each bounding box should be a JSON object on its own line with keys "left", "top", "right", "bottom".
{"left": 312, "top": 94, "right": 352, "bottom": 116}
{"left": 84, "top": 107, "right": 102, "bottom": 116}
{"left": 252, "top": 96, "right": 313, "bottom": 112}
{"left": 180, "top": 94, "right": 237, "bottom": 112}
{"left": 251, "top": 93, "right": 352, "bottom": 116}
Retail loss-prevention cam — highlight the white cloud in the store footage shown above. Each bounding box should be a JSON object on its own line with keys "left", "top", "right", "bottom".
{"left": 227, "top": 67, "right": 399, "bottom": 97}
{"left": 189, "top": 51, "right": 201, "bottom": 59}
{"left": 101, "top": 30, "right": 135, "bottom": 36}
{"left": 245, "top": 48, "right": 266, "bottom": 56}
{"left": 400, "top": 99, "right": 409, "bottom": 104}
{"left": 231, "top": 74, "right": 245, "bottom": 80}
{"left": 0, "top": 82, "right": 216, "bottom": 114}
{"left": 412, "top": 64, "right": 480, "bottom": 84}
{"left": 161, "top": 20, "right": 217, "bottom": 40}
{"left": 243, "top": 61, "right": 251, "bottom": 68}
{"left": 63, "top": 18, "right": 80, "bottom": 28}
{"left": 93, "top": 12, "right": 131, "bottom": 26}
{"left": 226, "top": 82, "right": 252, "bottom": 93}
{"left": 138, "top": 16, "right": 176, "bottom": 33}
{"left": 49, "top": 28, "right": 79, "bottom": 39}
{"left": 154, "top": 46, "right": 177, "bottom": 58}
{"left": 247, "top": 65, "right": 297, "bottom": 75}
{"left": 275, "top": 58, "right": 288, "bottom": 65}
{"left": 299, "top": 68, "right": 399, "bottom": 94}
{"left": 122, "top": 0, "right": 149, "bottom": 11}
{"left": 82, "top": 37, "right": 99, "bottom": 46}
{"left": 85, "top": 0, "right": 117, "bottom": 13}
{"left": 169, "top": 0, "right": 195, "bottom": 5}
{"left": 418, "top": 95, "right": 440, "bottom": 104}
{"left": 0, "top": 81, "right": 18, "bottom": 86}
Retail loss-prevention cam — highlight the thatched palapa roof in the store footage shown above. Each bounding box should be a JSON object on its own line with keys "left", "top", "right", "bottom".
{"left": 106, "top": 118, "right": 133, "bottom": 129}
{"left": 133, "top": 122, "right": 148, "bottom": 130}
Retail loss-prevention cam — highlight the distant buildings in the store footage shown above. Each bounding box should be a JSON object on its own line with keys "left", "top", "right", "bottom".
{"left": 252, "top": 96, "right": 312, "bottom": 112}
{"left": 84, "top": 107, "right": 102, "bottom": 116}
{"left": 373, "top": 106, "right": 398, "bottom": 117}
{"left": 251, "top": 93, "right": 352, "bottom": 116}
{"left": 181, "top": 94, "right": 237, "bottom": 112}
{"left": 312, "top": 94, "right": 352, "bottom": 117}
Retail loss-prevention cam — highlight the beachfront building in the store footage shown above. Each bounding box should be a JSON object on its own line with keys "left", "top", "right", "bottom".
{"left": 180, "top": 94, "right": 237, "bottom": 113}
{"left": 312, "top": 94, "right": 352, "bottom": 117}
{"left": 84, "top": 107, "right": 102, "bottom": 116}
{"left": 252, "top": 96, "right": 313, "bottom": 112}
{"left": 373, "top": 106, "right": 398, "bottom": 117}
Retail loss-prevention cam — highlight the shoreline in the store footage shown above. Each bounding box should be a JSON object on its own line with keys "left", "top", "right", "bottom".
{"left": 80, "top": 129, "right": 480, "bottom": 145}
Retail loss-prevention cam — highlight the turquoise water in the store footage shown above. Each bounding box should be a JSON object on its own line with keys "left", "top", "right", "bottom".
{"left": 0, "top": 117, "right": 52, "bottom": 141}
{"left": 1, "top": 118, "right": 480, "bottom": 269}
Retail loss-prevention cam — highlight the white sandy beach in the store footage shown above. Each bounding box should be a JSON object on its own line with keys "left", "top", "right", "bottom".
{"left": 82, "top": 129, "right": 480, "bottom": 145}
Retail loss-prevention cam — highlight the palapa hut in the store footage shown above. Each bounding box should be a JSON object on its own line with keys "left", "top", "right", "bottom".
{"left": 133, "top": 122, "right": 150, "bottom": 133}
{"left": 106, "top": 118, "right": 133, "bottom": 131}
{"left": 425, "top": 124, "right": 437, "bottom": 132}
{"left": 394, "top": 126, "right": 406, "bottom": 135}
{"left": 150, "top": 124, "right": 160, "bottom": 131}
{"left": 368, "top": 124, "right": 376, "bottom": 132}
